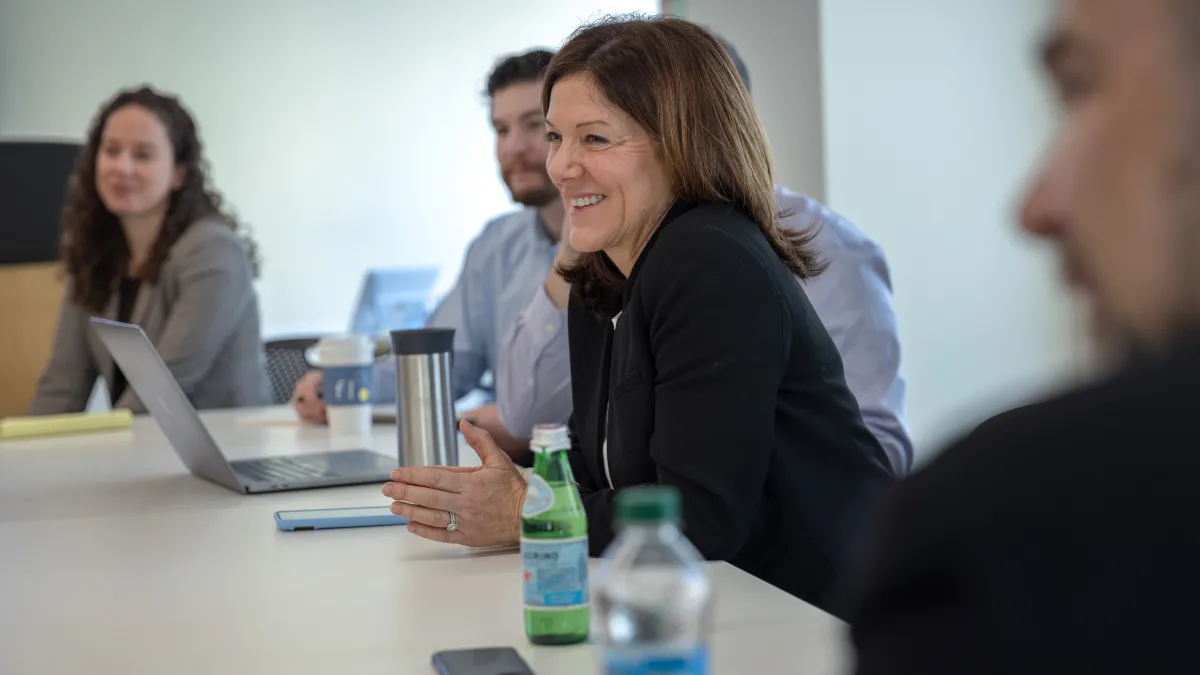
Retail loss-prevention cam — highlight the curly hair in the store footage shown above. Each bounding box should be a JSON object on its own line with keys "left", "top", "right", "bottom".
{"left": 60, "top": 85, "right": 259, "bottom": 313}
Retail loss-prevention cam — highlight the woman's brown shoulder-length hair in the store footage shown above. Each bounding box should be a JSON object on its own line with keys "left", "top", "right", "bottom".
{"left": 61, "top": 85, "right": 259, "bottom": 314}
{"left": 543, "top": 14, "right": 824, "bottom": 313}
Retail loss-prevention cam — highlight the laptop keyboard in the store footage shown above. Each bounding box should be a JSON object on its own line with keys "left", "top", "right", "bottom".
{"left": 235, "top": 456, "right": 329, "bottom": 483}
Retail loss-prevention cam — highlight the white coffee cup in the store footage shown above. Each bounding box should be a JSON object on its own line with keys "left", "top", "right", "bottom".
{"left": 317, "top": 334, "right": 374, "bottom": 439}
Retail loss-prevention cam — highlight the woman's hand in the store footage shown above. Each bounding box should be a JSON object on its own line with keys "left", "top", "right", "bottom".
{"left": 382, "top": 419, "right": 527, "bottom": 546}
{"left": 291, "top": 371, "right": 327, "bottom": 423}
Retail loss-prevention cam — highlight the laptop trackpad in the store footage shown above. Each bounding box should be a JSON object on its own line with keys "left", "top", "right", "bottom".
{"left": 318, "top": 449, "right": 397, "bottom": 477}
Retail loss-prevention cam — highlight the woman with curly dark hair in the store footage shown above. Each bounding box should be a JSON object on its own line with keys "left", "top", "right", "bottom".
{"left": 29, "top": 85, "right": 271, "bottom": 414}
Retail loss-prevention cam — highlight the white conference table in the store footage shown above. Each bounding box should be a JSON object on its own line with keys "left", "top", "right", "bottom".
{"left": 0, "top": 407, "right": 850, "bottom": 675}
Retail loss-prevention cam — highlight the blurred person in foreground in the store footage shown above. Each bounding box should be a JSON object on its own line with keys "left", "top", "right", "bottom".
{"left": 381, "top": 15, "right": 893, "bottom": 616}
{"left": 849, "top": 1, "right": 1200, "bottom": 672}
{"left": 30, "top": 85, "right": 269, "bottom": 414}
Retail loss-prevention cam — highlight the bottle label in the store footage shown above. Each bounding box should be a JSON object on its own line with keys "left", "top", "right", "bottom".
{"left": 522, "top": 474, "right": 555, "bottom": 517}
{"left": 520, "top": 536, "right": 589, "bottom": 608}
{"left": 603, "top": 645, "right": 710, "bottom": 675}
{"left": 322, "top": 365, "right": 372, "bottom": 406}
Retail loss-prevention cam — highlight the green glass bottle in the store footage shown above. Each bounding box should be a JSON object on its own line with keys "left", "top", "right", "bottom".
{"left": 521, "top": 423, "right": 590, "bottom": 645}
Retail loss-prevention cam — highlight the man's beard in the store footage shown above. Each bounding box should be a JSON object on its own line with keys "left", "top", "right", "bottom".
{"left": 503, "top": 163, "right": 558, "bottom": 207}
{"left": 1165, "top": 108, "right": 1200, "bottom": 348}
{"left": 510, "top": 182, "right": 559, "bottom": 207}
{"left": 1090, "top": 120, "right": 1200, "bottom": 365}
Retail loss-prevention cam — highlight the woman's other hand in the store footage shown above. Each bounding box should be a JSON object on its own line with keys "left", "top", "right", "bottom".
{"left": 291, "top": 370, "right": 327, "bottom": 423}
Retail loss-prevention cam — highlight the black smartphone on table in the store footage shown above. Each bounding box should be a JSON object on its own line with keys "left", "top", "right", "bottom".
{"left": 431, "top": 647, "right": 535, "bottom": 675}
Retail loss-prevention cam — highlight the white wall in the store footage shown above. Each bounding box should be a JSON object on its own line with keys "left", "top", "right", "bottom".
{"left": 0, "top": 0, "right": 656, "bottom": 337}
{"left": 662, "top": 0, "right": 825, "bottom": 200}
{"left": 821, "top": 0, "right": 1080, "bottom": 459}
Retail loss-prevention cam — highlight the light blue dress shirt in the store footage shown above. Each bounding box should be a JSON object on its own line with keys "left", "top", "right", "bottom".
{"left": 497, "top": 186, "right": 913, "bottom": 475}
{"left": 372, "top": 207, "right": 558, "bottom": 405}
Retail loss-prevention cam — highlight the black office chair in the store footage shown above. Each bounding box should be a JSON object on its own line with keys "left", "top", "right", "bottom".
{"left": 0, "top": 141, "right": 81, "bottom": 416}
{"left": 0, "top": 141, "right": 80, "bottom": 265}
{"left": 263, "top": 337, "right": 320, "bottom": 405}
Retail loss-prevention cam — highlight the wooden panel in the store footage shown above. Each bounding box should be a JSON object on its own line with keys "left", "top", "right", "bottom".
{"left": 0, "top": 262, "right": 65, "bottom": 416}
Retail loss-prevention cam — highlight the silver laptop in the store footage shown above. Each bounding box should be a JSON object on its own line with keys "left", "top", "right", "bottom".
{"left": 90, "top": 318, "right": 396, "bottom": 494}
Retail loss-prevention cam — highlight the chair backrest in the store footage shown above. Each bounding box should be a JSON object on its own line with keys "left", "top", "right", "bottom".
{"left": 0, "top": 141, "right": 79, "bottom": 265}
{"left": 0, "top": 263, "right": 66, "bottom": 416}
{"left": 262, "top": 337, "right": 320, "bottom": 405}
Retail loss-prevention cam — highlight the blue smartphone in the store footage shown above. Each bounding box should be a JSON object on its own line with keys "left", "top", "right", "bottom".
{"left": 274, "top": 506, "right": 408, "bottom": 531}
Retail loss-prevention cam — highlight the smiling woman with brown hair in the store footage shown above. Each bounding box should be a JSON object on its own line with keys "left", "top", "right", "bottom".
{"left": 29, "top": 85, "right": 270, "bottom": 414}
{"left": 382, "top": 14, "right": 892, "bottom": 616}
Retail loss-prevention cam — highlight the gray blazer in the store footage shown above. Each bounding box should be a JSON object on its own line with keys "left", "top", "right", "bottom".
{"left": 29, "top": 219, "right": 272, "bottom": 415}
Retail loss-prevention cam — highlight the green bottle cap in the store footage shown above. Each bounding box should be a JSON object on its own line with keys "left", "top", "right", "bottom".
{"left": 616, "top": 485, "right": 681, "bottom": 524}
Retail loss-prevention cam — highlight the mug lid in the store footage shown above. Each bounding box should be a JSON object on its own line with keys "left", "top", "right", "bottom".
{"left": 390, "top": 328, "right": 455, "bottom": 355}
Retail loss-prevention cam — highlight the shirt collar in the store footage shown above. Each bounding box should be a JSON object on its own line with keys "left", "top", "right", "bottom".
{"left": 529, "top": 207, "right": 558, "bottom": 248}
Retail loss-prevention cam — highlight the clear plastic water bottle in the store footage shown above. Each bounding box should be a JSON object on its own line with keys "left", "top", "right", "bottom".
{"left": 595, "top": 485, "right": 714, "bottom": 674}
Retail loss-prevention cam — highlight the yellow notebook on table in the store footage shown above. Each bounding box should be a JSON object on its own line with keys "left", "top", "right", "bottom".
{"left": 0, "top": 410, "right": 134, "bottom": 440}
